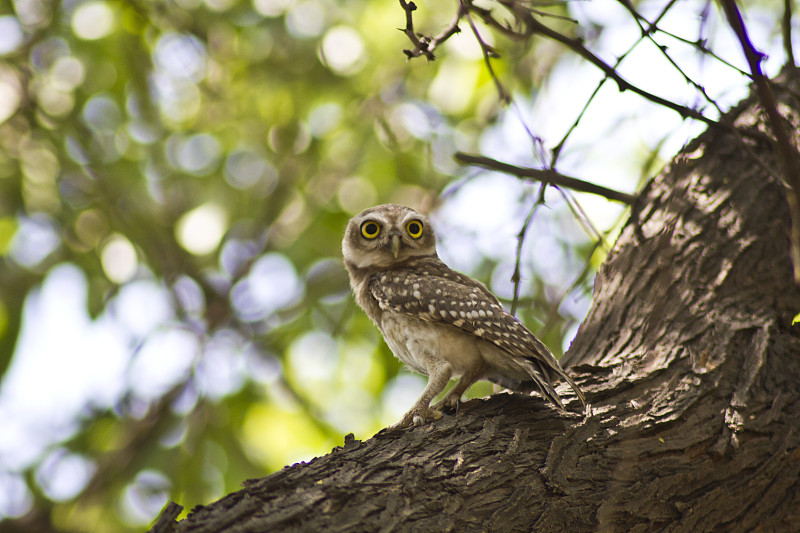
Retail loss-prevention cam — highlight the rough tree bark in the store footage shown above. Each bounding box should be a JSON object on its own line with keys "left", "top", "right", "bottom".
{"left": 150, "top": 68, "right": 800, "bottom": 532}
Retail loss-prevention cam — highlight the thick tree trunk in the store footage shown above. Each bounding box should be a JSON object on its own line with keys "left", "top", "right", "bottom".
{"left": 151, "top": 68, "right": 800, "bottom": 533}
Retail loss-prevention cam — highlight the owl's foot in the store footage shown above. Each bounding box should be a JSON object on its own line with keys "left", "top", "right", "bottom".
{"left": 432, "top": 372, "right": 480, "bottom": 414}
{"left": 387, "top": 405, "right": 442, "bottom": 430}
{"left": 433, "top": 391, "right": 462, "bottom": 413}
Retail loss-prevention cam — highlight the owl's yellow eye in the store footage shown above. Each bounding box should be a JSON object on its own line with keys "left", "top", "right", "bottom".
{"left": 361, "top": 221, "right": 381, "bottom": 239}
{"left": 406, "top": 220, "right": 423, "bottom": 239}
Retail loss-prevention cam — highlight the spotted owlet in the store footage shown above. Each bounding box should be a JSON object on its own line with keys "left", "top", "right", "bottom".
{"left": 342, "top": 204, "right": 585, "bottom": 430}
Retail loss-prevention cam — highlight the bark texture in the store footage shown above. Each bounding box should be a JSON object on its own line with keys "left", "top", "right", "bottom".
{"left": 151, "top": 69, "right": 800, "bottom": 533}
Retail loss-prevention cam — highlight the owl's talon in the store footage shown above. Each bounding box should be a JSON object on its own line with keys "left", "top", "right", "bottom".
{"left": 389, "top": 405, "right": 442, "bottom": 430}
{"left": 433, "top": 393, "right": 461, "bottom": 413}
{"left": 386, "top": 415, "right": 413, "bottom": 431}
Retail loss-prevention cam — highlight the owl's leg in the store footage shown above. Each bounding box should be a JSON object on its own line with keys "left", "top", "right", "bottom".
{"left": 387, "top": 364, "right": 453, "bottom": 430}
{"left": 434, "top": 360, "right": 485, "bottom": 411}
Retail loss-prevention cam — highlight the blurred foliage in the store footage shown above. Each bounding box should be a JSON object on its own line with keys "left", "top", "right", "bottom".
{"left": 0, "top": 0, "right": 582, "bottom": 529}
{"left": 0, "top": 0, "right": 789, "bottom": 530}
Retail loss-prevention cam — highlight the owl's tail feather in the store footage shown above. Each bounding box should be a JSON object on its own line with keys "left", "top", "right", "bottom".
{"left": 519, "top": 360, "right": 566, "bottom": 411}
{"left": 557, "top": 367, "right": 587, "bottom": 407}
{"left": 520, "top": 359, "right": 586, "bottom": 410}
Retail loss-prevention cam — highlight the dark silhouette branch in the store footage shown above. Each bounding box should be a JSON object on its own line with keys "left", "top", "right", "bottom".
{"left": 454, "top": 152, "right": 638, "bottom": 205}
{"left": 398, "top": 0, "right": 509, "bottom": 101}
{"left": 783, "top": 0, "right": 796, "bottom": 66}
{"left": 398, "top": 0, "right": 463, "bottom": 60}
{"left": 398, "top": 0, "right": 433, "bottom": 60}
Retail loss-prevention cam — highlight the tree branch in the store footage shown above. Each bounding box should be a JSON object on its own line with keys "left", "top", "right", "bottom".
{"left": 461, "top": 4, "right": 509, "bottom": 103}
{"left": 398, "top": 0, "right": 433, "bottom": 60}
{"left": 617, "top": 0, "right": 726, "bottom": 119}
{"left": 149, "top": 66, "right": 800, "bottom": 533}
{"left": 783, "top": 0, "right": 795, "bottom": 66}
{"left": 469, "top": 4, "right": 719, "bottom": 128}
{"left": 398, "top": 0, "right": 464, "bottom": 60}
{"left": 510, "top": 190, "right": 545, "bottom": 316}
{"left": 552, "top": 0, "right": 680, "bottom": 165}
{"left": 454, "top": 152, "right": 637, "bottom": 205}
{"left": 720, "top": 0, "right": 800, "bottom": 283}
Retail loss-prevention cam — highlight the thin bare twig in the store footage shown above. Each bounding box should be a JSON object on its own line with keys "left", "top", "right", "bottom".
{"left": 654, "top": 31, "right": 750, "bottom": 77}
{"left": 552, "top": 0, "right": 681, "bottom": 165}
{"left": 454, "top": 152, "right": 638, "bottom": 205}
{"left": 538, "top": 236, "right": 603, "bottom": 343}
{"left": 398, "top": 0, "right": 464, "bottom": 59}
{"left": 783, "top": 0, "right": 795, "bottom": 66}
{"left": 618, "top": 0, "right": 726, "bottom": 118}
{"left": 398, "top": 0, "right": 735, "bottom": 134}
{"left": 398, "top": 0, "right": 433, "bottom": 59}
{"left": 559, "top": 187, "right": 607, "bottom": 248}
{"left": 465, "top": 4, "right": 718, "bottom": 128}
{"left": 529, "top": 21, "right": 714, "bottom": 126}
{"left": 510, "top": 187, "right": 547, "bottom": 316}
{"left": 460, "top": 2, "right": 510, "bottom": 103}
{"left": 397, "top": 0, "right": 510, "bottom": 101}
{"left": 720, "top": 0, "right": 800, "bottom": 282}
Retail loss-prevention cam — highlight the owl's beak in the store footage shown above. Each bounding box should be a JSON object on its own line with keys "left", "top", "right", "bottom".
{"left": 389, "top": 234, "right": 401, "bottom": 258}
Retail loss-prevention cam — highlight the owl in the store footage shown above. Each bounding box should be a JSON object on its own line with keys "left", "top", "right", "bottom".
{"left": 342, "top": 204, "right": 585, "bottom": 430}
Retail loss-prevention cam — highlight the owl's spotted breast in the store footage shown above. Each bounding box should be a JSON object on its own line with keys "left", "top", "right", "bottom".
{"left": 367, "top": 262, "right": 580, "bottom": 398}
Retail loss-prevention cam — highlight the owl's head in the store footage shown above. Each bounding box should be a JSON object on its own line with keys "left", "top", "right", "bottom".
{"left": 342, "top": 204, "right": 437, "bottom": 269}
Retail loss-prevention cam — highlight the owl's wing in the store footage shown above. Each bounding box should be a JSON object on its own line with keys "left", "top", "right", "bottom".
{"left": 369, "top": 268, "right": 585, "bottom": 408}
